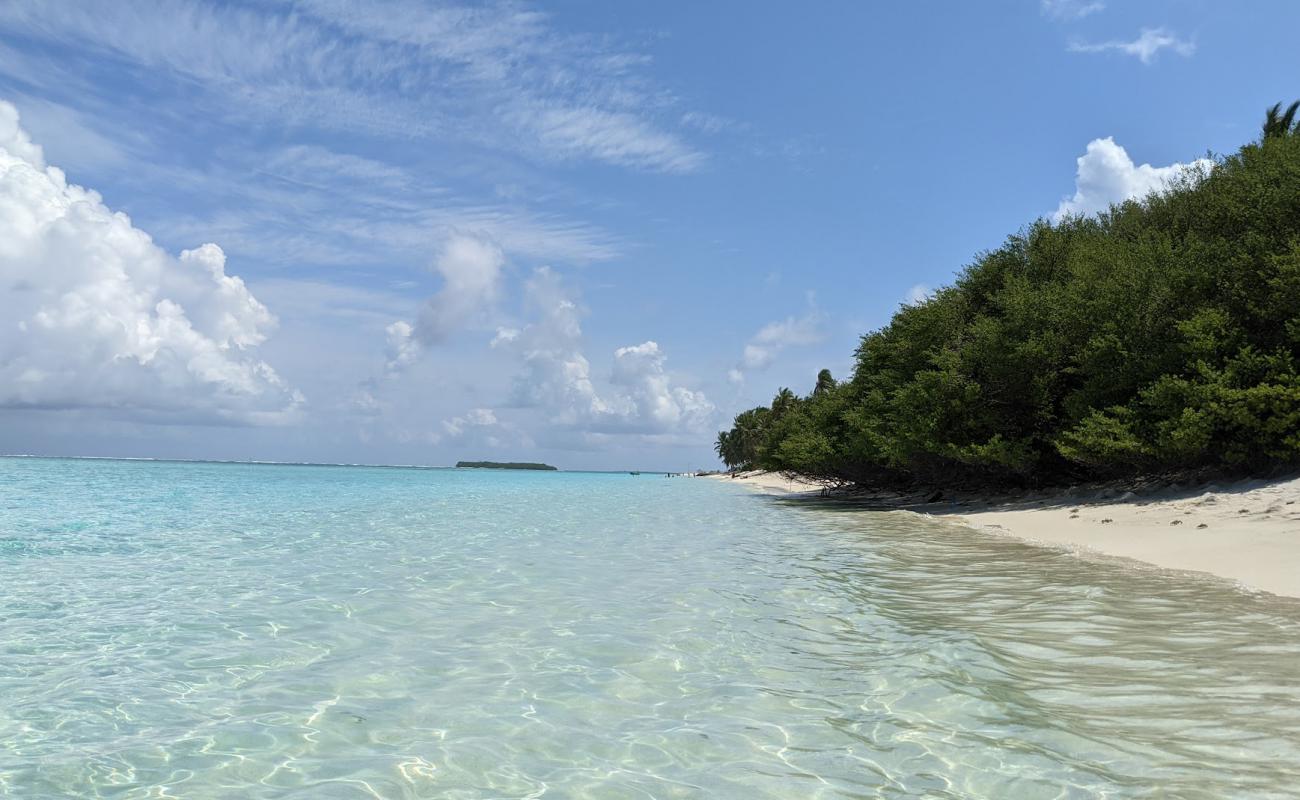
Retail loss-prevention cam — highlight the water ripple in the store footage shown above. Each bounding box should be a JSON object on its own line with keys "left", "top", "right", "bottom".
{"left": 1, "top": 457, "right": 1298, "bottom": 798}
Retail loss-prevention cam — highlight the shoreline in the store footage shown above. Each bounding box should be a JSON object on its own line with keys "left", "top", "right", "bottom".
{"left": 707, "top": 470, "right": 1300, "bottom": 599}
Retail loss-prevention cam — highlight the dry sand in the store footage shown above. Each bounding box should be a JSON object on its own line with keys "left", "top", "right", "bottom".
{"left": 707, "top": 471, "right": 1300, "bottom": 598}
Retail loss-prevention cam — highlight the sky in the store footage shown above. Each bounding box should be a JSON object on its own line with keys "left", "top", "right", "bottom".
{"left": 1, "top": 0, "right": 1298, "bottom": 471}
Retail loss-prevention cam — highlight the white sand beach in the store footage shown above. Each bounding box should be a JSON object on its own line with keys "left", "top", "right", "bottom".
{"left": 709, "top": 471, "right": 1300, "bottom": 598}
{"left": 709, "top": 470, "right": 829, "bottom": 497}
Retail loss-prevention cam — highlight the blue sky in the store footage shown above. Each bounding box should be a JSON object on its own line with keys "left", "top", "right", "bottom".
{"left": 1, "top": 0, "right": 1297, "bottom": 470}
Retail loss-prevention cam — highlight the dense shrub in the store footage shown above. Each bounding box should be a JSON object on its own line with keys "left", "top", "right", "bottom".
{"left": 716, "top": 105, "right": 1300, "bottom": 488}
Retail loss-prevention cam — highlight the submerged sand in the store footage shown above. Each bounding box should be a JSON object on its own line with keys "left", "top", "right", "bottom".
{"left": 709, "top": 470, "right": 1300, "bottom": 599}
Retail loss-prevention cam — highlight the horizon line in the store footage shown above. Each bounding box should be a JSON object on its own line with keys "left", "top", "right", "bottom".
{"left": 0, "top": 453, "right": 689, "bottom": 474}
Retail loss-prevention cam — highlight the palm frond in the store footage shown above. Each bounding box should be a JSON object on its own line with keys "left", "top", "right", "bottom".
{"left": 1264, "top": 102, "right": 1285, "bottom": 139}
{"left": 1284, "top": 100, "right": 1300, "bottom": 135}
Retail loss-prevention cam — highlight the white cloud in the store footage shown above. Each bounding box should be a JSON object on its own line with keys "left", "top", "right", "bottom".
{"left": 495, "top": 267, "right": 714, "bottom": 435}
{"left": 1053, "top": 136, "right": 1213, "bottom": 221}
{"left": 905, "top": 284, "right": 932, "bottom": 305}
{"left": 680, "top": 111, "right": 736, "bottom": 135}
{"left": 0, "top": 101, "right": 301, "bottom": 423}
{"left": 610, "top": 341, "right": 714, "bottom": 433}
{"left": 1068, "top": 28, "right": 1195, "bottom": 64}
{"left": 442, "top": 407, "right": 498, "bottom": 437}
{"left": 1041, "top": 0, "right": 1104, "bottom": 20}
{"left": 152, "top": 168, "right": 624, "bottom": 272}
{"left": 436, "top": 405, "right": 535, "bottom": 452}
{"left": 264, "top": 145, "right": 416, "bottom": 193}
{"left": 0, "top": 1, "right": 648, "bottom": 358}
{"left": 351, "top": 388, "right": 383, "bottom": 415}
{"left": 379, "top": 233, "right": 505, "bottom": 375}
{"left": 384, "top": 320, "right": 421, "bottom": 373}
{"left": 416, "top": 234, "right": 505, "bottom": 343}
{"left": 731, "top": 308, "right": 824, "bottom": 379}
{"left": 0, "top": 0, "right": 705, "bottom": 173}
{"left": 742, "top": 344, "right": 774, "bottom": 370}
{"left": 7, "top": 96, "right": 127, "bottom": 173}
{"left": 490, "top": 326, "right": 520, "bottom": 348}
{"left": 512, "top": 105, "right": 706, "bottom": 174}
{"left": 502, "top": 267, "right": 610, "bottom": 422}
{"left": 0, "top": 100, "right": 44, "bottom": 166}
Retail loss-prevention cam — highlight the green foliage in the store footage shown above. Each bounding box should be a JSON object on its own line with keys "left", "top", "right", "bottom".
{"left": 813, "top": 369, "right": 836, "bottom": 396}
{"left": 716, "top": 101, "right": 1300, "bottom": 487}
{"left": 1263, "top": 101, "right": 1300, "bottom": 140}
{"left": 1054, "top": 408, "right": 1150, "bottom": 472}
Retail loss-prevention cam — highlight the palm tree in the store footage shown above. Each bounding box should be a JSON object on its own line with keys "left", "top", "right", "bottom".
{"left": 1263, "top": 100, "right": 1300, "bottom": 140}
{"left": 714, "top": 430, "right": 736, "bottom": 470}
{"left": 771, "top": 387, "right": 796, "bottom": 417}
{"left": 731, "top": 406, "right": 771, "bottom": 469}
{"left": 813, "top": 368, "right": 836, "bottom": 396}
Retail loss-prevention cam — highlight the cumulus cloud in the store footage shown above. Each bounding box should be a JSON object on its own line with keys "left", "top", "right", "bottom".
{"left": 610, "top": 341, "right": 714, "bottom": 433}
{"left": 0, "top": 101, "right": 301, "bottom": 423}
{"left": 380, "top": 233, "right": 505, "bottom": 374}
{"left": 502, "top": 267, "right": 611, "bottom": 422}
{"left": 417, "top": 234, "right": 505, "bottom": 343}
{"left": 729, "top": 307, "right": 824, "bottom": 382}
{"left": 1054, "top": 136, "right": 1213, "bottom": 221}
{"left": 0, "top": 100, "right": 48, "bottom": 167}
{"left": 1068, "top": 28, "right": 1195, "bottom": 64}
{"left": 494, "top": 267, "right": 714, "bottom": 435}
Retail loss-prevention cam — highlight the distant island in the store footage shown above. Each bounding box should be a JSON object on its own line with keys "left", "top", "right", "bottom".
{"left": 456, "top": 461, "right": 558, "bottom": 471}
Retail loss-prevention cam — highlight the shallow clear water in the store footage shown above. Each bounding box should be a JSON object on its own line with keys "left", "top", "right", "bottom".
{"left": 1, "top": 458, "right": 1298, "bottom": 799}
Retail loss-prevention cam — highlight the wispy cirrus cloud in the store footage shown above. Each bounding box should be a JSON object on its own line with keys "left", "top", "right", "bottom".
{"left": 0, "top": 0, "right": 705, "bottom": 173}
{"left": 138, "top": 146, "right": 624, "bottom": 272}
{"left": 512, "top": 105, "right": 705, "bottom": 174}
{"left": 0, "top": 0, "right": 661, "bottom": 312}
{"left": 1068, "top": 27, "right": 1195, "bottom": 64}
{"left": 1041, "top": 0, "right": 1105, "bottom": 21}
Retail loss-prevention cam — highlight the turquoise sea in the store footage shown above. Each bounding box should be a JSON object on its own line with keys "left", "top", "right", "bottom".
{"left": 1, "top": 457, "right": 1298, "bottom": 799}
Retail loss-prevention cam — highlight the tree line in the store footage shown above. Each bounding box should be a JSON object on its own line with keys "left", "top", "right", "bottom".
{"left": 717, "top": 102, "right": 1300, "bottom": 489}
